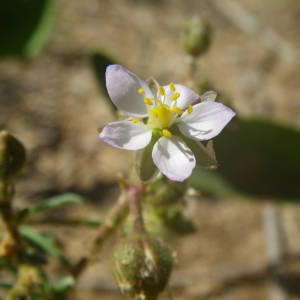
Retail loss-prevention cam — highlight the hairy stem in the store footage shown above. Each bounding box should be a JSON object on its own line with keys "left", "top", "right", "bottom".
{"left": 128, "top": 185, "right": 145, "bottom": 234}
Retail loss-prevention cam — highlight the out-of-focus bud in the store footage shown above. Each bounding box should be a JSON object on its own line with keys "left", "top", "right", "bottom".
{"left": 7, "top": 264, "right": 41, "bottom": 300}
{"left": 181, "top": 17, "right": 211, "bottom": 57}
{"left": 0, "top": 234, "right": 17, "bottom": 258}
{"left": 0, "top": 131, "right": 26, "bottom": 182}
{"left": 143, "top": 176, "right": 187, "bottom": 205}
{"left": 112, "top": 235, "right": 173, "bottom": 300}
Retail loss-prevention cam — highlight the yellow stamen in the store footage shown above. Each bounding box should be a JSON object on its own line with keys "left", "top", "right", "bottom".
{"left": 162, "top": 129, "right": 172, "bottom": 138}
{"left": 144, "top": 97, "right": 153, "bottom": 105}
{"left": 131, "top": 118, "right": 141, "bottom": 123}
{"left": 159, "top": 86, "right": 166, "bottom": 96}
{"left": 137, "top": 88, "right": 144, "bottom": 94}
{"left": 187, "top": 105, "right": 193, "bottom": 114}
{"left": 170, "top": 92, "right": 180, "bottom": 101}
{"left": 172, "top": 106, "right": 182, "bottom": 115}
{"left": 149, "top": 109, "right": 156, "bottom": 117}
{"left": 148, "top": 104, "right": 175, "bottom": 129}
{"left": 169, "top": 82, "right": 176, "bottom": 92}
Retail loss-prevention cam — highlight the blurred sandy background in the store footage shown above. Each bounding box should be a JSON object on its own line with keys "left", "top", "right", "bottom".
{"left": 1, "top": 0, "right": 300, "bottom": 299}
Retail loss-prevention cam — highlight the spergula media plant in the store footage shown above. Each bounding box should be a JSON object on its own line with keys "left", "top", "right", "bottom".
{"left": 0, "top": 18, "right": 235, "bottom": 300}
{"left": 98, "top": 63, "right": 235, "bottom": 299}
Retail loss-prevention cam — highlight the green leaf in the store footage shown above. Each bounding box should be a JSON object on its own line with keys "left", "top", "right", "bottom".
{"left": 135, "top": 135, "right": 159, "bottom": 182}
{"left": 89, "top": 51, "right": 119, "bottom": 114}
{"left": 0, "top": 258, "right": 17, "bottom": 273}
{"left": 183, "top": 138, "right": 218, "bottom": 169}
{"left": 190, "top": 169, "right": 243, "bottom": 198}
{"left": 20, "top": 225, "right": 62, "bottom": 259}
{"left": 0, "top": 0, "right": 55, "bottom": 58}
{"left": 24, "top": 193, "right": 84, "bottom": 218}
{"left": 162, "top": 206, "right": 196, "bottom": 235}
{"left": 191, "top": 117, "right": 300, "bottom": 201}
{"left": 0, "top": 281, "right": 13, "bottom": 290}
{"left": 53, "top": 276, "right": 75, "bottom": 294}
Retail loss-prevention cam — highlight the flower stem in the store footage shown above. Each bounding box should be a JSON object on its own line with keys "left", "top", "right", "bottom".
{"left": 188, "top": 56, "right": 197, "bottom": 85}
{"left": 128, "top": 185, "right": 145, "bottom": 234}
{"left": 0, "top": 181, "right": 23, "bottom": 260}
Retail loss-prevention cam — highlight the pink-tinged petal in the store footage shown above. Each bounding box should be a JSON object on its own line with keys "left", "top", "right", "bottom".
{"left": 152, "top": 136, "right": 196, "bottom": 182}
{"left": 99, "top": 121, "right": 152, "bottom": 150}
{"left": 164, "top": 84, "right": 200, "bottom": 109}
{"left": 106, "top": 65, "right": 154, "bottom": 117}
{"left": 178, "top": 101, "right": 236, "bottom": 141}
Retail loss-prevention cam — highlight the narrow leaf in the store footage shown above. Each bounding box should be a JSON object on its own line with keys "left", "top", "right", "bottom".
{"left": 26, "top": 193, "right": 84, "bottom": 217}
{"left": 20, "top": 226, "right": 62, "bottom": 259}
{"left": 0, "top": 0, "right": 55, "bottom": 58}
{"left": 89, "top": 51, "right": 119, "bottom": 114}
{"left": 53, "top": 276, "right": 75, "bottom": 293}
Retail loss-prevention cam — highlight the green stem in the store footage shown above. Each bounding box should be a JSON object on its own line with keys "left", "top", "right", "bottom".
{"left": 188, "top": 56, "right": 197, "bottom": 85}
{"left": 0, "top": 182, "right": 23, "bottom": 260}
{"left": 128, "top": 185, "right": 145, "bottom": 235}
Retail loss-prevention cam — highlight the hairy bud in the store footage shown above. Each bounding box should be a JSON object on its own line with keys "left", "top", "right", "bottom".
{"left": 112, "top": 235, "right": 173, "bottom": 300}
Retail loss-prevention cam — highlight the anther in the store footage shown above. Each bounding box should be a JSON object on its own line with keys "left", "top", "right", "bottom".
{"left": 162, "top": 129, "right": 172, "bottom": 138}
{"left": 159, "top": 86, "right": 166, "bottom": 96}
{"left": 169, "top": 82, "right": 176, "bottom": 92}
{"left": 170, "top": 92, "right": 180, "bottom": 101}
{"left": 144, "top": 97, "right": 153, "bottom": 105}
{"left": 137, "top": 88, "right": 144, "bottom": 94}
{"left": 149, "top": 109, "right": 157, "bottom": 117}
{"left": 172, "top": 106, "right": 182, "bottom": 115}
{"left": 187, "top": 105, "right": 193, "bottom": 114}
{"left": 131, "top": 118, "right": 141, "bottom": 123}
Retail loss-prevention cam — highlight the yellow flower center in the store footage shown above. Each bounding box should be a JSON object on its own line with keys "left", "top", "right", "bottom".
{"left": 148, "top": 104, "right": 176, "bottom": 129}
{"left": 136, "top": 82, "right": 194, "bottom": 137}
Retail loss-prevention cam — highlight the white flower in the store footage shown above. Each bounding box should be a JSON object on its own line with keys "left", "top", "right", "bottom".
{"left": 100, "top": 64, "right": 236, "bottom": 182}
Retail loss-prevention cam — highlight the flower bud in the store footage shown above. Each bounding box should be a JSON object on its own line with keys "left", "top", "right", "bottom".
{"left": 7, "top": 264, "right": 41, "bottom": 300}
{"left": 181, "top": 17, "right": 211, "bottom": 57}
{"left": 0, "top": 131, "right": 26, "bottom": 182}
{"left": 143, "top": 177, "right": 187, "bottom": 205}
{"left": 112, "top": 235, "right": 173, "bottom": 300}
{"left": 0, "top": 234, "right": 17, "bottom": 258}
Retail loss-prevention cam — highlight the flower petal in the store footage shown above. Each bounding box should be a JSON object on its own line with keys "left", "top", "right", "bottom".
{"left": 99, "top": 120, "right": 152, "bottom": 150}
{"left": 178, "top": 101, "right": 236, "bottom": 141}
{"left": 106, "top": 65, "right": 153, "bottom": 117}
{"left": 164, "top": 84, "right": 200, "bottom": 109}
{"left": 152, "top": 136, "right": 196, "bottom": 182}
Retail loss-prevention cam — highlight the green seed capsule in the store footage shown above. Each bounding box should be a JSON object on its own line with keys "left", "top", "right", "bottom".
{"left": 112, "top": 235, "right": 173, "bottom": 300}
{"left": 181, "top": 17, "right": 212, "bottom": 57}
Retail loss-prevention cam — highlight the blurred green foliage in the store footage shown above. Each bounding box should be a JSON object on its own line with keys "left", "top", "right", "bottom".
{"left": 20, "top": 225, "right": 63, "bottom": 260}
{"left": 89, "top": 51, "right": 119, "bottom": 114}
{"left": 0, "top": 0, "right": 55, "bottom": 58}
{"left": 191, "top": 117, "right": 300, "bottom": 201}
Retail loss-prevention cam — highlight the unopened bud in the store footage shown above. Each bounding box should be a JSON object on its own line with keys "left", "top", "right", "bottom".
{"left": 181, "top": 17, "right": 211, "bottom": 57}
{"left": 7, "top": 264, "right": 41, "bottom": 300}
{"left": 143, "top": 177, "right": 187, "bottom": 205}
{"left": 0, "top": 131, "right": 26, "bottom": 182}
{"left": 0, "top": 234, "right": 16, "bottom": 258}
{"left": 112, "top": 235, "right": 173, "bottom": 300}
